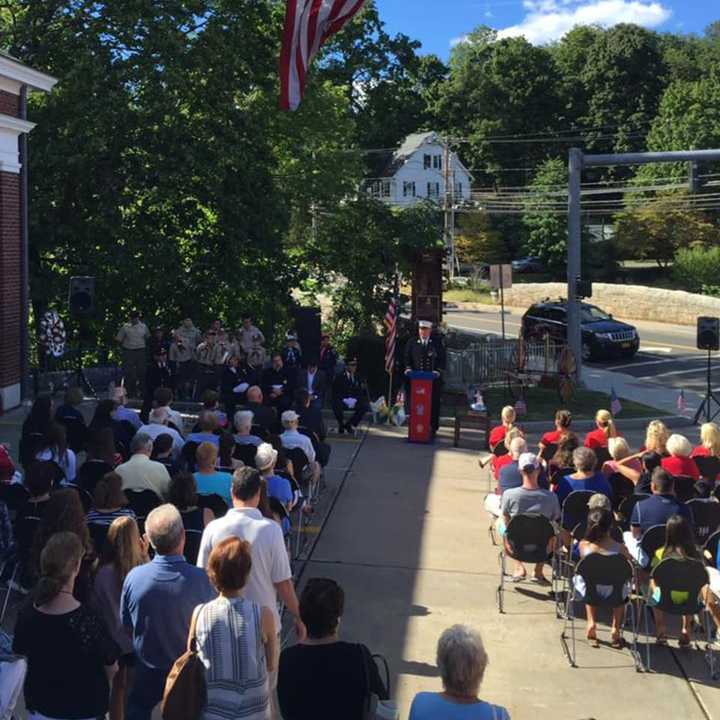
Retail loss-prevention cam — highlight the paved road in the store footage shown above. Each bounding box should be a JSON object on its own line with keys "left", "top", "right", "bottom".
{"left": 445, "top": 305, "right": 720, "bottom": 395}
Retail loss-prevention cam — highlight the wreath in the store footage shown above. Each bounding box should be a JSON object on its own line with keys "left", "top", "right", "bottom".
{"left": 39, "top": 311, "right": 66, "bottom": 357}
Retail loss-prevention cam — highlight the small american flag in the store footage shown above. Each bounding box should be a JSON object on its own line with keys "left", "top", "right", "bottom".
{"left": 610, "top": 387, "right": 622, "bottom": 416}
{"left": 280, "top": 0, "right": 367, "bottom": 111}
{"left": 384, "top": 299, "right": 397, "bottom": 374}
{"left": 677, "top": 389, "right": 687, "bottom": 414}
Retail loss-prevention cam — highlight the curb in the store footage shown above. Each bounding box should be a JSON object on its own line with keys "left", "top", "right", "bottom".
{"left": 434, "top": 414, "right": 694, "bottom": 432}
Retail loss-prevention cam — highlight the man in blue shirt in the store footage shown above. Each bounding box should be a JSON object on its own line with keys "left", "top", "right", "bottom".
{"left": 121, "top": 504, "right": 214, "bottom": 720}
{"left": 624, "top": 468, "right": 691, "bottom": 564}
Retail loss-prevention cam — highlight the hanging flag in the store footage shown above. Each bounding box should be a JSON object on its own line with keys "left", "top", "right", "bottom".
{"left": 677, "top": 388, "right": 687, "bottom": 414}
{"left": 384, "top": 299, "right": 397, "bottom": 374}
{"left": 610, "top": 387, "right": 622, "bottom": 416}
{"left": 280, "top": 0, "right": 367, "bottom": 111}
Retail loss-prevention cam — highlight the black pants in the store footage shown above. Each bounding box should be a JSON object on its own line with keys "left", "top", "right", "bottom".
{"left": 333, "top": 396, "right": 368, "bottom": 429}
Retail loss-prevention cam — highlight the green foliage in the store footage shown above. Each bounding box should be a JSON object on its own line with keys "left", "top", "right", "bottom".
{"left": 673, "top": 247, "right": 720, "bottom": 294}
{"left": 454, "top": 213, "right": 507, "bottom": 265}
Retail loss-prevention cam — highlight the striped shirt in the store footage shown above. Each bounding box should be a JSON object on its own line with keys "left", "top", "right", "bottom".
{"left": 86, "top": 507, "right": 136, "bottom": 526}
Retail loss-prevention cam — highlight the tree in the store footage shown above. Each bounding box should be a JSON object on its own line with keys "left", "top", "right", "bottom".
{"left": 454, "top": 212, "right": 508, "bottom": 266}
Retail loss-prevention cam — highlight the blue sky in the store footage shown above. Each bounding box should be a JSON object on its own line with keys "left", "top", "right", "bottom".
{"left": 375, "top": 0, "right": 717, "bottom": 59}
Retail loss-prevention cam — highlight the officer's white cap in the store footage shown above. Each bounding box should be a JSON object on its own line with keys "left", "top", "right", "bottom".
{"left": 418, "top": 320, "right": 433, "bottom": 329}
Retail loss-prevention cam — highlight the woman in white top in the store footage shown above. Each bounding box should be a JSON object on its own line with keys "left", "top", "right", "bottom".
{"left": 35, "top": 422, "right": 77, "bottom": 484}
{"left": 195, "top": 536, "right": 276, "bottom": 720}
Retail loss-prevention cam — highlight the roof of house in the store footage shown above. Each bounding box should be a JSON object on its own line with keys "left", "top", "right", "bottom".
{"left": 0, "top": 49, "right": 57, "bottom": 92}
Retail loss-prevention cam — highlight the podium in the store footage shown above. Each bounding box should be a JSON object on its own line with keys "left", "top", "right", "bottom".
{"left": 408, "top": 371, "right": 435, "bottom": 443}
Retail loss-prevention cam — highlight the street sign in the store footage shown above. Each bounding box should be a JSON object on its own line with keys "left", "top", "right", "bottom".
{"left": 490, "top": 264, "right": 512, "bottom": 291}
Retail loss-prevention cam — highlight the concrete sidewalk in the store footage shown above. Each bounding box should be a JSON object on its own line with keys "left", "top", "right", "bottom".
{"left": 298, "top": 425, "right": 720, "bottom": 719}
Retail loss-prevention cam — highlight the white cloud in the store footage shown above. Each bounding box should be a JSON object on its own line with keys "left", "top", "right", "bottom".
{"left": 497, "top": 0, "right": 672, "bottom": 45}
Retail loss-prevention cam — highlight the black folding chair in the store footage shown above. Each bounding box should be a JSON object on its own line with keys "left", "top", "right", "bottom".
{"left": 686, "top": 499, "right": 720, "bottom": 548}
{"left": 644, "top": 558, "right": 716, "bottom": 677}
{"left": 183, "top": 528, "right": 203, "bottom": 565}
{"left": 539, "top": 443, "right": 557, "bottom": 463}
{"left": 638, "top": 524, "right": 667, "bottom": 571}
{"left": 251, "top": 425, "right": 271, "bottom": 442}
{"left": 497, "top": 513, "right": 556, "bottom": 614}
{"left": 181, "top": 441, "right": 199, "bottom": 473}
{"left": 561, "top": 553, "right": 642, "bottom": 670}
{"left": 125, "top": 489, "right": 161, "bottom": 534}
{"left": 198, "top": 493, "right": 228, "bottom": 519}
{"left": 58, "top": 417, "right": 88, "bottom": 454}
{"left": 607, "top": 472, "right": 634, "bottom": 511}
{"left": 594, "top": 447, "right": 611, "bottom": 468}
{"left": 672, "top": 475, "right": 696, "bottom": 503}
{"left": 492, "top": 442, "right": 509, "bottom": 457}
{"left": 233, "top": 443, "right": 257, "bottom": 468}
{"left": 705, "top": 529, "right": 720, "bottom": 567}
{"left": 617, "top": 493, "right": 650, "bottom": 530}
{"left": 560, "top": 490, "right": 595, "bottom": 532}
{"left": 695, "top": 456, "right": 720, "bottom": 483}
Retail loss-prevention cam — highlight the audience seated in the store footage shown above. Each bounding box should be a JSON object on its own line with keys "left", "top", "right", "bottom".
{"left": 692, "top": 422, "right": 720, "bottom": 459}
{"left": 661, "top": 433, "right": 700, "bottom": 484}
{"left": 149, "top": 432, "right": 178, "bottom": 475}
{"left": 583, "top": 409, "right": 619, "bottom": 450}
{"left": 489, "top": 405, "right": 516, "bottom": 450}
{"left": 169, "top": 471, "right": 215, "bottom": 531}
{"left": 93, "top": 516, "right": 149, "bottom": 720}
{"left": 602, "top": 437, "right": 640, "bottom": 477}
{"left": 186, "top": 409, "right": 220, "bottom": 446}
{"left": 643, "top": 420, "right": 669, "bottom": 456}
{"left": 623, "top": 468, "right": 690, "bottom": 564}
{"left": 491, "top": 427, "right": 524, "bottom": 480}
{"left": 115, "top": 433, "right": 171, "bottom": 501}
{"left": 217, "top": 431, "right": 243, "bottom": 471}
{"left": 35, "top": 422, "right": 76, "bottom": 484}
{"left": 152, "top": 387, "right": 184, "bottom": 434}
{"left": 409, "top": 625, "right": 509, "bottom": 720}
{"left": 121, "top": 505, "right": 214, "bottom": 720}
{"left": 279, "top": 577, "right": 388, "bottom": 720}
{"left": 55, "top": 387, "right": 85, "bottom": 425}
{"left": 294, "top": 388, "right": 331, "bottom": 467}
{"left": 197, "top": 537, "right": 277, "bottom": 719}
{"left": 234, "top": 410, "right": 263, "bottom": 446}
{"left": 242, "top": 386, "right": 277, "bottom": 432}
{"left": 193, "top": 442, "right": 233, "bottom": 508}
{"left": 499, "top": 453, "right": 560, "bottom": 584}
{"left": 13, "top": 532, "right": 120, "bottom": 720}
{"left": 548, "top": 433, "right": 579, "bottom": 486}
{"left": 539, "top": 409, "right": 572, "bottom": 450}
{"left": 112, "top": 386, "right": 142, "bottom": 430}
{"left": 483, "top": 437, "right": 527, "bottom": 519}
{"left": 614, "top": 450, "right": 662, "bottom": 495}
{"left": 78, "top": 428, "right": 119, "bottom": 496}
{"left": 256, "top": 443, "right": 294, "bottom": 535}
{"left": 90, "top": 399, "right": 135, "bottom": 457}
{"left": 87, "top": 472, "right": 137, "bottom": 528}
{"left": 555, "top": 447, "right": 612, "bottom": 506}
{"left": 138, "top": 407, "right": 184, "bottom": 459}
{"left": 20, "top": 396, "right": 53, "bottom": 467}
{"left": 280, "top": 410, "right": 321, "bottom": 487}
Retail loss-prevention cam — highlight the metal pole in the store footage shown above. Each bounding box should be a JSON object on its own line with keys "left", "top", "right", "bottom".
{"left": 443, "top": 140, "right": 453, "bottom": 280}
{"left": 567, "top": 148, "right": 583, "bottom": 381}
{"left": 500, "top": 269, "right": 506, "bottom": 341}
{"left": 19, "top": 85, "right": 30, "bottom": 400}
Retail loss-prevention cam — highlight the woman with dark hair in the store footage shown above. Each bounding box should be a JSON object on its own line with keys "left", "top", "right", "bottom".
{"left": 539, "top": 409, "right": 572, "bottom": 450}
{"left": 549, "top": 433, "right": 579, "bottom": 486}
{"left": 278, "top": 578, "right": 388, "bottom": 720}
{"left": 575, "top": 508, "right": 632, "bottom": 648}
{"left": 94, "top": 517, "right": 148, "bottom": 720}
{"left": 35, "top": 422, "right": 77, "bottom": 484}
{"left": 90, "top": 399, "right": 134, "bottom": 457}
{"left": 169, "top": 472, "right": 215, "bottom": 528}
{"left": 615, "top": 450, "right": 662, "bottom": 495}
{"left": 77, "top": 428, "right": 118, "bottom": 496}
{"left": 20, "top": 397, "right": 54, "bottom": 468}
{"left": 13, "top": 532, "right": 120, "bottom": 720}
{"left": 87, "top": 472, "right": 136, "bottom": 526}
{"left": 194, "top": 537, "right": 275, "bottom": 720}
{"left": 216, "top": 432, "right": 243, "bottom": 472}
{"left": 31, "top": 488, "right": 94, "bottom": 600}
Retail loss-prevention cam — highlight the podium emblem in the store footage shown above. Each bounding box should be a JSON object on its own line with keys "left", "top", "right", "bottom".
{"left": 416, "top": 404, "right": 425, "bottom": 416}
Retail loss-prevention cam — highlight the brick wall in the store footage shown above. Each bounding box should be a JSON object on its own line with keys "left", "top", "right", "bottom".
{"left": 0, "top": 90, "right": 20, "bottom": 118}
{"left": 0, "top": 172, "right": 21, "bottom": 390}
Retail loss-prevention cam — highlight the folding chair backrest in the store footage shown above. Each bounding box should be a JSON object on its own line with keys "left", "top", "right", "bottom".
{"left": 88, "top": 522, "right": 110, "bottom": 555}
{"left": 505, "top": 513, "right": 555, "bottom": 563}
{"left": 286, "top": 447, "right": 310, "bottom": 480}
{"left": 572, "top": 522, "right": 623, "bottom": 543}
{"left": 58, "top": 417, "right": 88, "bottom": 454}
{"left": 651, "top": 557, "right": 707, "bottom": 615}
{"left": 233, "top": 443, "right": 257, "bottom": 468}
{"left": 617, "top": 493, "right": 650, "bottom": 526}
{"left": 298, "top": 427, "right": 320, "bottom": 454}
{"left": 594, "top": 447, "right": 611, "bottom": 468}
{"left": 125, "top": 490, "right": 161, "bottom": 527}
{"left": 575, "top": 552, "right": 633, "bottom": 607}
{"left": 694, "top": 455, "right": 720, "bottom": 483}
{"left": 686, "top": 499, "right": 720, "bottom": 547}
{"left": 197, "top": 493, "right": 228, "bottom": 519}
{"left": 251, "top": 425, "right": 270, "bottom": 442}
{"left": 183, "top": 528, "right": 203, "bottom": 565}
{"left": 673, "top": 475, "right": 696, "bottom": 504}
{"left": 181, "top": 441, "right": 199, "bottom": 472}
{"left": 492, "top": 442, "right": 509, "bottom": 457}
{"left": 539, "top": 443, "right": 557, "bottom": 463}
{"left": 561, "top": 490, "right": 595, "bottom": 531}
{"left": 607, "top": 473, "right": 634, "bottom": 510}
{"left": 704, "top": 529, "right": 720, "bottom": 567}
{"left": 639, "top": 524, "right": 667, "bottom": 569}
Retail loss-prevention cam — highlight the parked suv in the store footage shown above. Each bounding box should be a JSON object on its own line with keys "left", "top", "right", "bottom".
{"left": 521, "top": 299, "right": 639, "bottom": 361}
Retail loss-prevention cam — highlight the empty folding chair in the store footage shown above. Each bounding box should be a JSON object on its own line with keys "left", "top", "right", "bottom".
{"left": 686, "top": 499, "right": 720, "bottom": 548}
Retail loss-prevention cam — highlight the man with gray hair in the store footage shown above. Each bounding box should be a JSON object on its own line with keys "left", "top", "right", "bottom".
{"left": 280, "top": 410, "right": 321, "bottom": 487}
{"left": 234, "top": 410, "right": 263, "bottom": 446}
{"left": 115, "top": 432, "right": 171, "bottom": 500}
{"left": 409, "top": 625, "right": 509, "bottom": 718}
{"left": 483, "top": 436, "right": 528, "bottom": 518}
{"left": 138, "top": 406, "right": 184, "bottom": 459}
{"left": 112, "top": 385, "right": 142, "bottom": 429}
{"left": 122, "top": 504, "right": 214, "bottom": 720}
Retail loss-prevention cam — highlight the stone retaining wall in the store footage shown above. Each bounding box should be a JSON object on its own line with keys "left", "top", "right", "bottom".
{"left": 481, "top": 283, "right": 720, "bottom": 326}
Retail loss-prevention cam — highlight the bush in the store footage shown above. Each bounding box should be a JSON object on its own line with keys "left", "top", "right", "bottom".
{"left": 672, "top": 247, "right": 720, "bottom": 294}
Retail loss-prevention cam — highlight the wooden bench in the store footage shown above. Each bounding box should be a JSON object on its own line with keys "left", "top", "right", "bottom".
{"left": 453, "top": 409, "right": 490, "bottom": 449}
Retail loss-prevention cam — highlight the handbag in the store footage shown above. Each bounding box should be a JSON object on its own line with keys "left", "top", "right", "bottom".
{"left": 359, "top": 645, "right": 398, "bottom": 720}
{"left": 161, "top": 605, "right": 207, "bottom": 720}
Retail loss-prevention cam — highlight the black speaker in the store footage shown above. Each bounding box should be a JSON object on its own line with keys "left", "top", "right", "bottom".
{"left": 697, "top": 316, "right": 720, "bottom": 351}
{"left": 293, "top": 307, "right": 321, "bottom": 363}
{"left": 68, "top": 276, "right": 95, "bottom": 318}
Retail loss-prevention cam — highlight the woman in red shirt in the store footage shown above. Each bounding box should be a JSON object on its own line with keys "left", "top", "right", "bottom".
{"left": 584, "top": 409, "right": 619, "bottom": 450}
{"left": 691, "top": 422, "right": 720, "bottom": 459}
{"left": 488, "top": 405, "right": 516, "bottom": 450}
{"left": 661, "top": 434, "right": 700, "bottom": 481}
{"left": 539, "top": 409, "right": 572, "bottom": 452}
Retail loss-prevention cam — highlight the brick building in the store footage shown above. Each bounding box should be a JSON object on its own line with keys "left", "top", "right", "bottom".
{"left": 0, "top": 53, "right": 56, "bottom": 411}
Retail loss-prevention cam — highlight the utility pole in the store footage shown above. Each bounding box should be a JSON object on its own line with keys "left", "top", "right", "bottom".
{"left": 443, "top": 138, "right": 456, "bottom": 280}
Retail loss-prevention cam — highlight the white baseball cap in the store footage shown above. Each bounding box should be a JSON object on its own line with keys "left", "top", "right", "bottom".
{"left": 518, "top": 452, "right": 540, "bottom": 472}
{"left": 255, "top": 443, "right": 278, "bottom": 471}
{"left": 281, "top": 410, "right": 300, "bottom": 425}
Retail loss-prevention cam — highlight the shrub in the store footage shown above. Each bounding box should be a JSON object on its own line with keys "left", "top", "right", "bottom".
{"left": 672, "top": 247, "right": 720, "bottom": 294}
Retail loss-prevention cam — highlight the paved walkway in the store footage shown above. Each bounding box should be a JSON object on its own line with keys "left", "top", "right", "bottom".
{"left": 299, "top": 424, "right": 720, "bottom": 719}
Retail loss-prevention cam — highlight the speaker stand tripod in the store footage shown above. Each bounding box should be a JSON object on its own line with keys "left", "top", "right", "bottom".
{"left": 693, "top": 347, "right": 720, "bottom": 424}
{"left": 74, "top": 327, "right": 96, "bottom": 398}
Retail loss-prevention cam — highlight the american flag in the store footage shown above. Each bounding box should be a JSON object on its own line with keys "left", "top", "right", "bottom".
{"left": 677, "top": 389, "right": 687, "bottom": 414}
{"left": 610, "top": 386, "right": 622, "bottom": 416}
{"left": 280, "top": 0, "right": 367, "bottom": 111}
{"left": 384, "top": 299, "right": 397, "bottom": 374}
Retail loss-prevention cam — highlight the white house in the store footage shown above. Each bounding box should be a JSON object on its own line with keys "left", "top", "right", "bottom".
{"left": 365, "top": 131, "right": 473, "bottom": 207}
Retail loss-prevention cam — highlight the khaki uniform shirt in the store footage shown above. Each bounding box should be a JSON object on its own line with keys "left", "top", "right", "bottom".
{"left": 196, "top": 342, "right": 223, "bottom": 367}
{"left": 170, "top": 325, "right": 201, "bottom": 363}
{"left": 238, "top": 326, "right": 265, "bottom": 354}
{"left": 116, "top": 322, "right": 149, "bottom": 350}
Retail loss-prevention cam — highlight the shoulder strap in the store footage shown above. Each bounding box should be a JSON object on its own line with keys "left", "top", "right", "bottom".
{"left": 187, "top": 604, "right": 204, "bottom": 652}
{"left": 357, "top": 643, "right": 371, "bottom": 706}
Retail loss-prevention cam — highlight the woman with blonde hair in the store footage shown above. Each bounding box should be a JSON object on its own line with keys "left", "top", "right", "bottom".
{"left": 602, "top": 437, "right": 641, "bottom": 477}
{"left": 584, "top": 409, "right": 619, "bottom": 450}
{"left": 93, "top": 516, "right": 149, "bottom": 720}
{"left": 644, "top": 420, "right": 670, "bottom": 456}
{"left": 692, "top": 422, "right": 720, "bottom": 458}
{"left": 488, "top": 405, "right": 516, "bottom": 450}
{"left": 492, "top": 426, "right": 525, "bottom": 480}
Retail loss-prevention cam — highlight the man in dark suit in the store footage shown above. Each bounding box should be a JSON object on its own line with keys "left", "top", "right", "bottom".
{"left": 261, "top": 353, "right": 292, "bottom": 412}
{"left": 241, "top": 385, "right": 278, "bottom": 433}
{"left": 296, "top": 359, "right": 328, "bottom": 408}
{"left": 318, "top": 334, "right": 338, "bottom": 379}
{"left": 294, "top": 388, "right": 331, "bottom": 466}
{"left": 403, "top": 320, "right": 446, "bottom": 434}
{"left": 332, "top": 358, "right": 368, "bottom": 435}
{"left": 141, "top": 347, "right": 174, "bottom": 421}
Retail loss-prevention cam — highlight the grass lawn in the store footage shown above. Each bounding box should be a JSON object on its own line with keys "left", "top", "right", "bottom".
{"left": 444, "top": 384, "right": 663, "bottom": 421}
{"left": 444, "top": 287, "right": 494, "bottom": 303}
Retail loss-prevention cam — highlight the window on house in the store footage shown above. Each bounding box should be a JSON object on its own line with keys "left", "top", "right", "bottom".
{"left": 427, "top": 182, "right": 440, "bottom": 198}
{"left": 423, "top": 154, "right": 431, "bottom": 170}
{"left": 369, "top": 180, "right": 391, "bottom": 199}
{"left": 433, "top": 155, "right": 442, "bottom": 170}
{"left": 455, "top": 182, "right": 463, "bottom": 198}
{"left": 403, "top": 181, "right": 416, "bottom": 198}
{"left": 381, "top": 181, "right": 391, "bottom": 198}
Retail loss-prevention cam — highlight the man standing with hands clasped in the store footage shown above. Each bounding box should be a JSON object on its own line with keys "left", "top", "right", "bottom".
{"left": 404, "top": 320, "right": 446, "bottom": 436}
